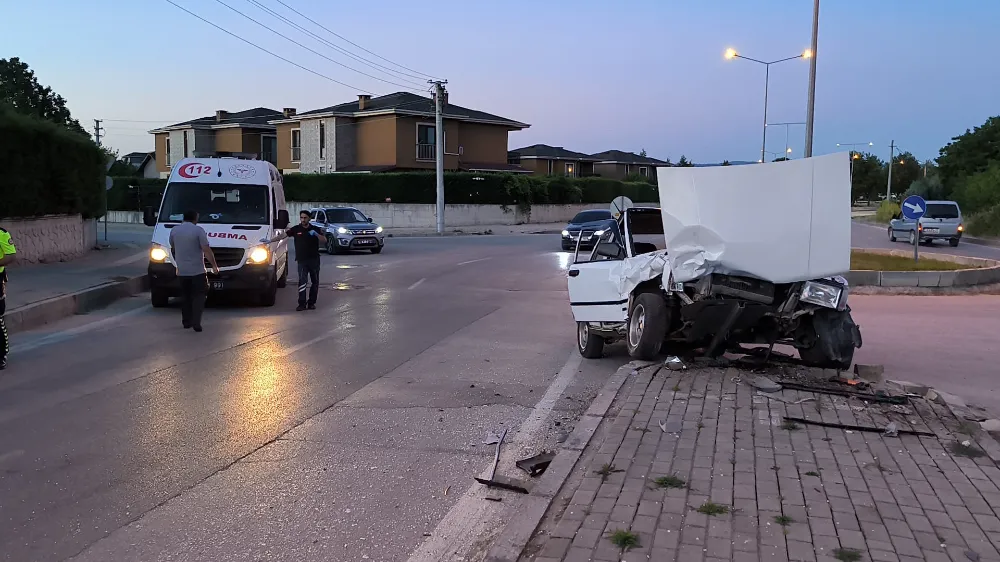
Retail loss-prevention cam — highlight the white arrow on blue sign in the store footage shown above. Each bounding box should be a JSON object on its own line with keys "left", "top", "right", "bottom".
{"left": 901, "top": 195, "right": 926, "bottom": 221}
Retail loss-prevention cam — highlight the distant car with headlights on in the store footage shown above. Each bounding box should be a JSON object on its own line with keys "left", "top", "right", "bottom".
{"left": 888, "top": 200, "right": 964, "bottom": 247}
{"left": 309, "top": 207, "right": 385, "bottom": 254}
{"left": 561, "top": 209, "right": 614, "bottom": 251}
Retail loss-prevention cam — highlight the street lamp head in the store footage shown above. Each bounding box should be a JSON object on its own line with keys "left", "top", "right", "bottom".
{"left": 786, "top": 148, "right": 792, "bottom": 153}
{"left": 724, "top": 48, "right": 738, "bottom": 60}
{"left": 853, "top": 154, "right": 860, "bottom": 160}
{"left": 802, "top": 48, "right": 813, "bottom": 59}
{"left": 868, "top": 142, "right": 873, "bottom": 146}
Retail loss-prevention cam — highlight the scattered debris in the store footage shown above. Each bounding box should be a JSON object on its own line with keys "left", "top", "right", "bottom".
{"left": 777, "top": 380, "right": 908, "bottom": 404}
{"left": 950, "top": 441, "right": 986, "bottom": 459}
{"left": 664, "top": 356, "right": 686, "bottom": 371}
{"left": 516, "top": 451, "right": 555, "bottom": 477}
{"left": 854, "top": 363, "right": 885, "bottom": 384}
{"left": 444, "top": 486, "right": 450, "bottom": 496}
{"left": 658, "top": 420, "right": 667, "bottom": 433}
{"left": 749, "top": 376, "right": 782, "bottom": 393}
{"left": 484, "top": 496, "right": 503, "bottom": 502}
{"left": 764, "top": 394, "right": 816, "bottom": 405}
{"left": 883, "top": 422, "right": 899, "bottom": 438}
{"left": 889, "top": 404, "right": 913, "bottom": 415}
{"left": 474, "top": 428, "right": 529, "bottom": 494}
{"left": 608, "top": 529, "right": 640, "bottom": 551}
{"left": 782, "top": 416, "right": 935, "bottom": 437}
{"left": 829, "top": 374, "right": 869, "bottom": 391}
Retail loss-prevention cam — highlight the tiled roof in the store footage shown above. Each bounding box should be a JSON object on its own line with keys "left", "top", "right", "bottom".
{"left": 508, "top": 144, "right": 596, "bottom": 160}
{"left": 283, "top": 92, "right": 528, "bottom": 128}
{"left": 589, "top": 150, "right": 670, "bottom": 166}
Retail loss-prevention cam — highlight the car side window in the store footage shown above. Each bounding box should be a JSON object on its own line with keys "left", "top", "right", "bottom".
{"left": 316, "top": 211, "right": 326, "bottom": 223}
{"left": 353, "top": 210, "right": 367, "bottom": 222}
{"left": 574, "top": 227, "right": 626, "bottom": 264}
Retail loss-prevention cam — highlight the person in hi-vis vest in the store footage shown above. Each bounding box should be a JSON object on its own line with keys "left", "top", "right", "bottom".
{"left": 0, "top": 227, "right": 17, "bottom": 370}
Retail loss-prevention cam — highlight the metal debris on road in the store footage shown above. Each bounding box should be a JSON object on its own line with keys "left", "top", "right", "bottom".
{"left": 889, "top": 404, "right": 913, "bottom": 415}
{"left": 763, "top": 394, "right": 816, "bottom": 405}
{"left": 777, "top": 380, "right": 909, "bottom": 405}
{"left": 516, "top": 451, "right": 556, "bottom": 477}
{"left": 474, "top": 428, "right": 529, "bottom": 494}
{"left": 664, "top": 356, "right": 686, "bottom": 371}
{"left": 884, "top": 422, "right": 899, "bottom": 438}
{"left": 484, "top": 496, "right": 503, "bottom": 502}
{"left": 749, "top": 376, "right": 782, "bottom": 393}
{"left": 782, "top": 416, "right": 935, "bottom": 437}
{"left": 658, "top": 420, "right": 667, "bottom": 433}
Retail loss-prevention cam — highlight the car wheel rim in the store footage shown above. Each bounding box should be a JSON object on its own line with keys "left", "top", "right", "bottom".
{"left": 578, "top": 323, "right": 589, "bottom": 350}
{"left": 628, "top": 304, "right": 646, "bottom": 348}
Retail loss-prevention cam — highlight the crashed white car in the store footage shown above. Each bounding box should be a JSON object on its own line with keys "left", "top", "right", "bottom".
{"left": 567, "top": 153, "right": 863, "bottom": 369}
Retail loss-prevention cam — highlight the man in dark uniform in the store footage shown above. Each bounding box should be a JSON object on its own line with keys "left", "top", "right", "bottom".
{"left": 0, "top": 227, "right": 17, "bottom": 370}
{"left": 263, "top": 210, "right": 326, "bottom": 311}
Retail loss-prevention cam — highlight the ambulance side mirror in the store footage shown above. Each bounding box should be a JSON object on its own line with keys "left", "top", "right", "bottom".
{"left": 275, "top": 209, "right": 290, "bottom": 229}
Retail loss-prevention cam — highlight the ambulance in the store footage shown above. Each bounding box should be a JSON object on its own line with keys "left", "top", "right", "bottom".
{"left": 143, "top": 157, "right": 291, "bottom": 307}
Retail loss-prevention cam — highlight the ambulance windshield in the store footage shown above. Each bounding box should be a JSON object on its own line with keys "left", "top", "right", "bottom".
{"left": 160, "top": 182, "right": 269, "bottom": 224}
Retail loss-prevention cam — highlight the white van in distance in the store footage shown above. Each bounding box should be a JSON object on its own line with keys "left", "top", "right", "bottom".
{"left": 143, "top": 157, "right": 291, "bottom": 307}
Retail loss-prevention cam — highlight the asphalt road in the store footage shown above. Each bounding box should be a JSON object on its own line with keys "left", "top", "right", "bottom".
{"left": 0, "top": 235, "right": 623, "bottom": 562}
{"left": 852, "top": 220, "right": 1000, "bottom": 260}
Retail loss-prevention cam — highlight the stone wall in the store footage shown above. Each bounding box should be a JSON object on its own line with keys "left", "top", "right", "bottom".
{"left": 0, "top": 214, "right": 97, "bottom": 264}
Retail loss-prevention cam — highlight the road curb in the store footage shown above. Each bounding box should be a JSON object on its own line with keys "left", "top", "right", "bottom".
{"left": 5, "top": 274, "right": 149, "bottom": 335}
{"left": 483, "top": 360, "right": 648, "bottom": 562}
{"left": 846, "top": 248, "right": 1000, "bottom": 287}
{"left": 889, "top": 378, "right": 1000, "bottom": 465}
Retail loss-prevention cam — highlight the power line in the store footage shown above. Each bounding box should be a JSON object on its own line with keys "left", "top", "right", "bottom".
{"left": 212, "top": 0, "right": 424, "bottom": 92}
{"left": 247, "top": 0, "right": 427, "bottom": 86}
{"left": 272, "top": 0, "right": 441, "bottom": 81}
{"left": 163, "top": 0, "right": 372, "bottom": 94}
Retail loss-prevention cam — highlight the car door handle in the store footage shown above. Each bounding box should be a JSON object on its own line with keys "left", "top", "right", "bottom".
{"left": 568, "top": 269, "right": 580, "bottom": 277}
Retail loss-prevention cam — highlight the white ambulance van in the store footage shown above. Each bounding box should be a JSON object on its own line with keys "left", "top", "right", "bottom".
{"left": 143, "top": 157, "right": 291, "bottom": 307}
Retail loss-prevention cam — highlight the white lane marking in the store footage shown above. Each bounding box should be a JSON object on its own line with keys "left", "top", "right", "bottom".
{"left": 11, "top": 305, "right": 149, "bottom": 354}
{"left": 407, "top": 350, "right": 583, "bottom": 562}
{"left": 276, "top": 323, "right": 355, "bottom": 357}
{"left": 407, "top": 278, "right": 426, "bottom": 290}
{"left": 0, "top": 449, "right": 24, "bottom": 465}
{"left": 456, "top": 257, "right": 492, "bottom": 266}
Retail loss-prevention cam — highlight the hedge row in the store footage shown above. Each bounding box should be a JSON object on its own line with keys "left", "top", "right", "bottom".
{"left": 0, "top": 106, "right": 105, "bottom": 219}
{"left": 107, "top": 173, "right": 658, "bottom": 211}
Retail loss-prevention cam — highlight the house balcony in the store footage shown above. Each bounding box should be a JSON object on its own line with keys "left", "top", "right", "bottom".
{"left": 416, "top": 143, "right": 435, "bottom": 161}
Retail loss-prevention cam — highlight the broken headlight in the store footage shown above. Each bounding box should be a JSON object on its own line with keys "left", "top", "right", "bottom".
{"left": 800, "top": 281, "right": 843, "bottom": 309}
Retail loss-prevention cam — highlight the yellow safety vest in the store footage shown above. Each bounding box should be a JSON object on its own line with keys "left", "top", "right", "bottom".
{"left": 0, "top": 228, "right": 15, "bottom": 275}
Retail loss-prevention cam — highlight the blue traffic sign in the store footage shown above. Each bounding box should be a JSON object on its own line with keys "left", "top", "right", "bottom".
{"left": 901, "top": 195, "right": 927, "bottom": 220}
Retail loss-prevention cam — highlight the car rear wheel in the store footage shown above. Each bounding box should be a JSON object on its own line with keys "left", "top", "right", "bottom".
{"left": 626, "top": 293, "right": 667, "bottom": 360}
{"left": 950, "top": 237, "right": 960, "bottom": 247}
{"left": 577, "top": 322, "right": 604, "bottom": 359}
{"left": 888, "top": 227, "right": 896, "bottom": 242}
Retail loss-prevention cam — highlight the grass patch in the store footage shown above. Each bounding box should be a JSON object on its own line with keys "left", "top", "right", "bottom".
{"left": 950, "top": 441, "right": 986, "bottom": 459}
{"left": 653, "top": 475, "right": 687, "bottom": 489}
{"left": 850, "top": 250, "right": 971, "bottom": 272}
{"left": 696, "top": 502, "right": 730, "bottom": 516}
{"left": 832, "top": 547, "right": 863, "bottom": 561}
{"left": 773, "top": 514, "right": 794, "bottom": 526}
{"left": 672, "top": 384, "right": 680, "bottom": 392}
{"left": 608, "top": 529, "right": 640, "bottom": 551}
{"left": 595, "top": 463, "right": 624, "bottom": 481}
{"left": 804, "top": 471, "right": 820, "bottom": 477}
{"left": 781, "top": 420, "right": 801, "bottom": 431}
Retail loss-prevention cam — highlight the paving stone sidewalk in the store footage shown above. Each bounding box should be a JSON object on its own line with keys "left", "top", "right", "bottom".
{"left": 522, "top": 364, "right": 1000, "bottom": 562}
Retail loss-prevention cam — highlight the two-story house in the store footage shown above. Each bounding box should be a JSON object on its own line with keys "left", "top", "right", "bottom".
{"left": 589, "top": 150, "right": 671, "bottom": 180}
{"left": 507, "top": 144, "right": 597, "bottom": 177}
{"left": 268, "top": 92, "right": 530, "bottom": 174}
{"left": 148, "top": 107, "right": 292, "bottom": 177}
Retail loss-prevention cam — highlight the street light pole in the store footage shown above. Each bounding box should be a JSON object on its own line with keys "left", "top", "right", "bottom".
{"left": 804, "top": 0, "right": 820, "bottom": 157}
{"left": 725, "top": 49, "right": 812, "bottom": 163}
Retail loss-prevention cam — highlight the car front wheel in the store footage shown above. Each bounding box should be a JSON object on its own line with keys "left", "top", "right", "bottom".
{"left": 626, "top": 293, "right": 667, "bottom": 360}
{"left": 577, "top": 322, "right": 604, "bottom": 359}
{"left": 888, "top": 227, "right": 896, "bottom": 242}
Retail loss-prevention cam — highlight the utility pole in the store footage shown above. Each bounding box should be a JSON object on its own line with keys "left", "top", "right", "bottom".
{"left": 94, "top": 119, "right": 104, "bottom": 147}
{"left": 885, "top": 140, "right": 895, "bottom": 201}
{"left": 803, "top": 0, "right": 819, "bottom": 157}
{"left": 429, "top": 80, "right": 448, "bottom": 235}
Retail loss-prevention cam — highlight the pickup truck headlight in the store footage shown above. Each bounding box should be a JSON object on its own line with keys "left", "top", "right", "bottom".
{"left": 149, "top": 244, "right": 170, "bottom": 263}
{"left": 247, "top": 246, "right": 269, "bottom": 264}
{"left": 337, "top": 226, "right": 349, "bottom": 235}
{"left": 800, "top": 281, "right": 843, "bottom": 309}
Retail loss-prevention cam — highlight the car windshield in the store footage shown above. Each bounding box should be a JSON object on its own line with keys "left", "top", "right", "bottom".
{"left": 325, "top": 208, "right": 367, "bottom": 223}
{"left": 160, "top": 182, "right": 269, "bottom": 224}
{"left": 925, "top": 203, "right": 959, "bottom": 219}
{"left": 570, "top": 210, "right": 612, "bottom": 223}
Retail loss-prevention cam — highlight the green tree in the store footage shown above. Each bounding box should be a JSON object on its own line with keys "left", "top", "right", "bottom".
{"left": 0, "top": 57, "right": 87, "bottom": 136}
{"left": 889, "top": 151, "right": 921, "bottom": 197}
{"left": 905, "top": 175, "right": 948, "bottom": 201}
{"left": 951, "top": 162, "right": 1000, "bottom": 215}
{"left": 850, "top": 152, "right": 887, "bottom": 203}
{"left": 639, "top": 148, "right": 647, "bottom": 157}
{"left": 773, "top": 157, "right": 788, "bottom": 162}
{"left": 721, "top": 160, "right": 731, "bottom": 166}
{"left": 936, "top": 116, "right": 1000, "bottom": 192}
{"left": 676, "top": 155, "right": 693, "bottom": 167}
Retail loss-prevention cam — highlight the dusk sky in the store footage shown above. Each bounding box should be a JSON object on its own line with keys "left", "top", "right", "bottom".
{"left": 3, "top": 0, "right": 996, "bottom": 163}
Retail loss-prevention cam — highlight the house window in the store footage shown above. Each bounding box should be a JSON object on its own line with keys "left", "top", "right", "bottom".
{"left": 318, "top": 166, "right": 325, "bottom": 174}
{"left": 547, "top": 160, "right": 554, "bottom": 175}
{"left": 416, "top": 123, "right": 436, "bottom": 161}
{"left": 165, "top": 137, "right": 172, "bottom": 167}
{"left": 565, "top": 163, "right": 575, "bottom": 177}
{"left": 291, "top": 128, "right": 301, "bottom": 162}
{"left": 624, "top": 164, "right": 630, "bottom": 175}
{"left": 261, "top": 135, "right": 277, "bottom": 165}
{"left": 319, "top": 121, "right": 326, "bottom": 159}
{"left": 639, "top": 166, "right": 648, "bottom": 177}
{"left": 182, "top": 131, "right": 189, "bottom": 158}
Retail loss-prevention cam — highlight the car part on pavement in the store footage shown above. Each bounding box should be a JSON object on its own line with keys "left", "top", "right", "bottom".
{"left": 664, "top": 356, "right": 686, "bottom": 371}
{"left": 776, "top": 381, "right": 909, "bottom": 405}
{"left": 474, "top": 428, "right": 530, "bottom": 494}
{"left": 782, "top": 416, "right": 934, "bottom": 437}
{"left": 515, "top": 451, "right": 556, "bottom": 477}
